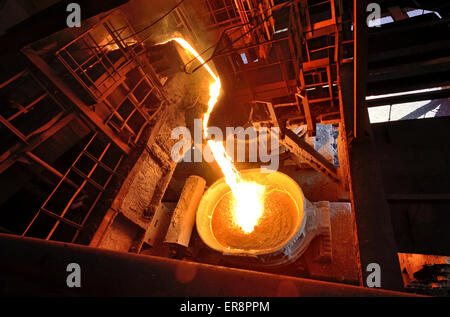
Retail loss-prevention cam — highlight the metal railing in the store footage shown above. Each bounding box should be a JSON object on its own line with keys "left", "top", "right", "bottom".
{"left": 22, "top": 132, "right": 124, "bottom": 243}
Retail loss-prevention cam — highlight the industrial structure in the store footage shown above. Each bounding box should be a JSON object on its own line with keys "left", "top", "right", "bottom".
{"left": 0, "top": 0, "right": 449, "bottom": 296}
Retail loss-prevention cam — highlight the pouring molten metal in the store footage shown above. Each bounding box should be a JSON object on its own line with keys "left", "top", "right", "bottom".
{"left": 161, "top": 37, "right": 266, "bottom": 234}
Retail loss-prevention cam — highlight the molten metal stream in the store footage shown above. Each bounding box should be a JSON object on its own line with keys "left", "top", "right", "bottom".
{"left": 161, "top": 37, "right": 266, "bottom": 233}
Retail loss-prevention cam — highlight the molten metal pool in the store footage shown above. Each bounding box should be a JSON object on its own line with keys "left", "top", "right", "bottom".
{"left": 196, "top": 169, "right": 307, "bottom": 256}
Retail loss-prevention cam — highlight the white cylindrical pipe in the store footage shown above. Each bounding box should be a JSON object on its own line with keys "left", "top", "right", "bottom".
{"left": 146, "top": 204, "right": 173, "bottom": 247}
{"left": 164, "top": 175, "right": 206, "bottom": 247}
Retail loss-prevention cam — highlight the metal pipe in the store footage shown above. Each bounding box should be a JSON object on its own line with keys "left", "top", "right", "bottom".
{"left": 165, "top": 176, "right": 206, "bottom": 247}
{"left": 25, "top": 152, "right": 78, "bottom": 189}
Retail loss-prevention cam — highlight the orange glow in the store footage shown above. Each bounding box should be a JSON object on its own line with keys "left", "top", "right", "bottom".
{"left": 207, "top": 141, "right": 265, "bottom": 233}
{"left": 233, "top": 182, "right": 265, "bottom": 233}
{"left": 204, "top": 80, "right": 222, "bottom": 138}
{"left": 163, "top": 37, "right": 265, "bottom": 234}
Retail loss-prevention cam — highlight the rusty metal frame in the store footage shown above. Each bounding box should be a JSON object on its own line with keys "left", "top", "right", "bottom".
{"left": 22, "top": 47, "right": 131, "bottom": 155}
{"left": 0, "top": 1, "right": 164, "bottom": 248}
{"left": 283, "top": 129, "right": 340, "bottom": 182}
{"left": 0, "top": 69, "right": 68, "bottom": 156}
{"left": 102, "top": 66, "right": 163, "bottom": 145}
{"left": 287, "top": 0, "right": 341, "bottom": 136}
{"left": 22, "top": 8, "right": 167, "bottom": 153}
{"left": 22, "top": 132, "right": 124, "bottom": 243}
{"left": 209, "top": 0, "right": 341, "bottom": 127}
{"left": 204, "top": 0, "right": 241, "bottom": 29}
{"left": 215, "top": 36, "right": 297, "bottom": 101}
{"left": 55, "top": 16, "right": 132, "bottom": 101}
{"left": 246, "top": 100, "right": 339, "bottom": 181}
{"left": 55, "top": 9, "right": 165, "bottom": 106}
{"left": 303, "top": 0, "right": 337, "bottom": 32}
{"left": 0, "top": 114, "right": 77, "bottom": 174}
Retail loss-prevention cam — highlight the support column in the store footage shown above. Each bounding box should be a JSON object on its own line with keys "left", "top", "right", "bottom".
{"left": 337, "top": 0, "right": 404, "bottom": 291}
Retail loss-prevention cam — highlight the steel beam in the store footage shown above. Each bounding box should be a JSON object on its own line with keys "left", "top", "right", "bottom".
{"left": 0, "top": 113, "right": 77, "bottom": 174}
{"left": 353, "top": 0, "right": 369, "bottom": 139}
{"left": 367, "top": 88, "right": 450, "bottom": 108}
{"left": 21, "top": 47, "right": 130, "bottom": 155}
{"left": 337, "top": 0, "right": 404, "bottom": 291}
{"left": 0, "top": 0, "right": 130, "bottom": 54}
{"left": 0, "top": 233, "right": 418, "bottom": 297}
{"left": 283, "top": 129, "right": 340, "bottom": 183}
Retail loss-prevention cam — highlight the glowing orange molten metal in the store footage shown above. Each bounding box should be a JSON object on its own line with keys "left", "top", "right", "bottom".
{"left": 163, "top": 37, "right": 266, "bottom": 234}
{"left": 208, "top": 141, "right": 265, "bottom": 233}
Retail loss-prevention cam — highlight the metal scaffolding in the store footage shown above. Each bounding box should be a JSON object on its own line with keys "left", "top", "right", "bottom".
{"left": 22, "top": 133, "right": 124, "bottom": 243}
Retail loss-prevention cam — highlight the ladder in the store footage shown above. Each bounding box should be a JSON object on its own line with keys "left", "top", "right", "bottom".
{"left": 291, "top": 0, "right": 341, "bottom": 136}
{"left": 22, "top": 133, "right": 124, "bottom": 243}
